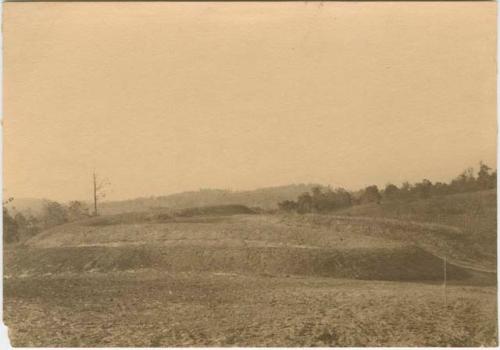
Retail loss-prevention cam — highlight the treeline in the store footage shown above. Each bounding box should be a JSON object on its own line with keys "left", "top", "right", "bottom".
{"left": 278, "top": 162, "right": 496, "bottom": 214}
{"left": 3, "top": 200, "right": 90, "bottom": 243}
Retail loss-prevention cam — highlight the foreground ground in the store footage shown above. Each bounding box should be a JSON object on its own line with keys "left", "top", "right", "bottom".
{"left": 4, "top": 271, "right": 497, "bottom": 347}
{"left": 4, "top": 196, "right": 498, "bottom": 346}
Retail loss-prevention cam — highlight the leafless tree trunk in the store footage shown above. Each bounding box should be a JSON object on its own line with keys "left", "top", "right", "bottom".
{"left": 92, "top": 171, "right": 109, "bottom": 216}
{"left": 93, "top": 172, "right": 97, "bottom": 216}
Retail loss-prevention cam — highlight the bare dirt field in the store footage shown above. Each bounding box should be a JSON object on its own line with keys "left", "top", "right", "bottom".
{"left": 4, "top": 271, "right": 497, "bottom": 347}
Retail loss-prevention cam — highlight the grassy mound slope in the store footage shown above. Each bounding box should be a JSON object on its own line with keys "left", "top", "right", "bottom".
{"left": 5, "top": 244, "right": 471, "bottom": 282}
{"left": 10, "top": 214, "right": 486, "bottom": 282}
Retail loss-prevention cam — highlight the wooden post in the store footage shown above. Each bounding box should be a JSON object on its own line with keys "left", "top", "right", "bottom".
{"left": 443, "top": 255, "right": 447, "bottom": 310}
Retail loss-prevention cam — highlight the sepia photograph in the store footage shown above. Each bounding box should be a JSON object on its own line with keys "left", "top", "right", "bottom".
{"left": 2, "top": 1, "right": 497, "bottom": 347}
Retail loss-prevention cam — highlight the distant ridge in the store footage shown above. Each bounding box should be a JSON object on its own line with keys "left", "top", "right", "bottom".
{"left": 7, "top": 184, "right": 325, "bottom": 216}
{"left": 100, "top": 184, "right": 324, "bottom": 215}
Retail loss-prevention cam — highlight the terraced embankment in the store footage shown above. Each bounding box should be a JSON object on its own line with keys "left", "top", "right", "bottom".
{"left": 6, "top": 214, "right": 493, "bottom": 283}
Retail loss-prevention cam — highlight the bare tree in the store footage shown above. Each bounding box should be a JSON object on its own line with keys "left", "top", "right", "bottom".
{"left": 92, "top": 171, "right": 110, "bottom": 216}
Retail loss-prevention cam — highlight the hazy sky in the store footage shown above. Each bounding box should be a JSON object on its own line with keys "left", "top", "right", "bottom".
{"left": 4, "top": 2, "right": 497, "bottom": 202}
